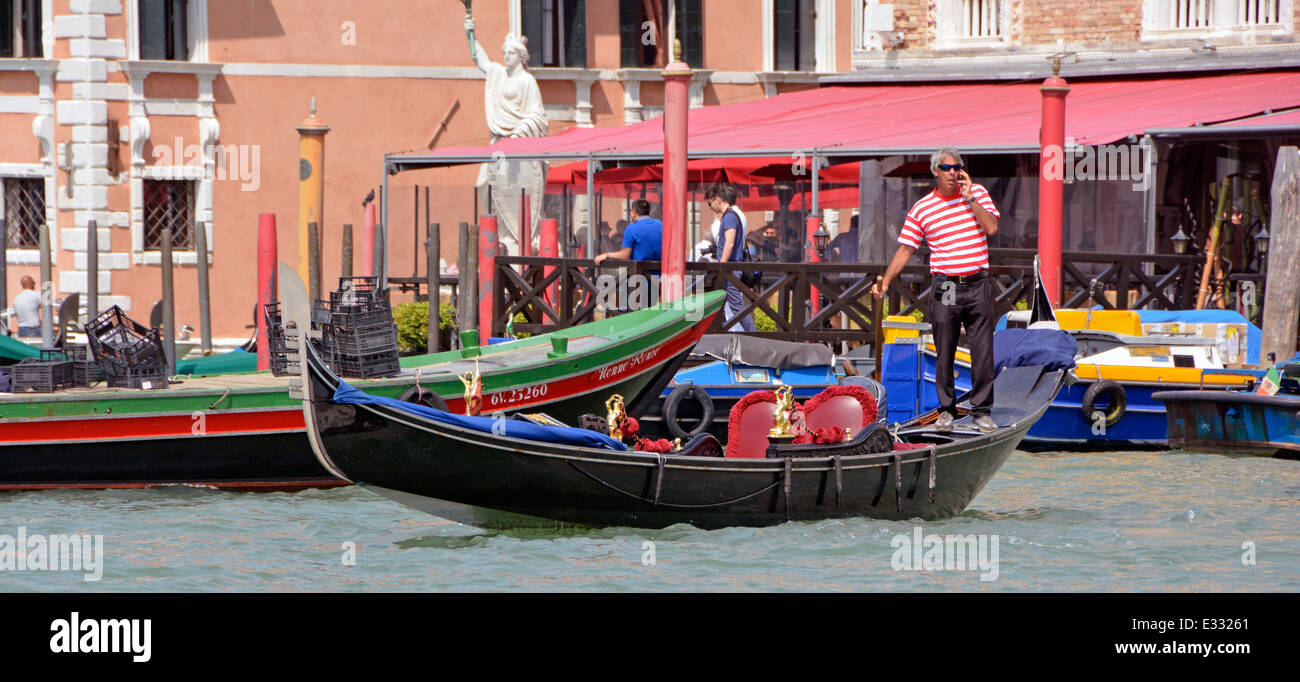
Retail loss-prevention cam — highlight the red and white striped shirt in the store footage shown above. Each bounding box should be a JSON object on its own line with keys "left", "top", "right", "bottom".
{"left": 898, "top": 184, "right": 999, "bottom": 275}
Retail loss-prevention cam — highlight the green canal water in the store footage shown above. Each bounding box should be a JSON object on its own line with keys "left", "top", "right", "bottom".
{"left": 2, "top": 450, "right": 1297, "bottom": 592}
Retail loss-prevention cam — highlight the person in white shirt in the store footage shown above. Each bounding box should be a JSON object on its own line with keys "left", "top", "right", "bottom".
{"left": 13, "top": 276, "right": 41, "bottom": 338}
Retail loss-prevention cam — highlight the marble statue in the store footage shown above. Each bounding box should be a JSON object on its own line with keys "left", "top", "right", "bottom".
{"left": 465, "top": 14, "right": 548, "bottom": 257}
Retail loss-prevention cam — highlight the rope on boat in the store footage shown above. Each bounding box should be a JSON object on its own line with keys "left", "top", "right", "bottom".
{"left": 871, "top": 466, "right": 887, "bottom": 508}
{"left": 208, "top": 387, "right": 230, "bottom": 410}
{"left": 907, "top": 460, "right": 922, "bottom": 500}
{"left": 893, "top": 453, "right": 904, "bottom": 514}
{"left": 568, "top": 462, "right": 785, "bottom": 509}
{"left": 928, "top": 449, "right": 937, "bottom": 504}
{"left": 833, "top": 455, "right": 844, "bottom": 513}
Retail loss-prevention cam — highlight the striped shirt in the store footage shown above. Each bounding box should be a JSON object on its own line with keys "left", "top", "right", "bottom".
{"left": 898, "top": 184, "right": 999, "bottom": 275}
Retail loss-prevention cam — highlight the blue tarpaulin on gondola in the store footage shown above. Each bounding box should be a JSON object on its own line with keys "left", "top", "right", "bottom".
{"left": 332, "top": 380, "right": 629, "bottom": 451}
{"left": 993, "top": 329, "right": 1078, "bottom": 374}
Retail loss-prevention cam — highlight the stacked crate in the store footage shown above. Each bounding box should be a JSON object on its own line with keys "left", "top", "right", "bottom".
{"left": 84, "top": 306, "right": 169, "bottom": 390}
{"left": 63, "top": 345, "right": 105, "bottom": 388}
{"left": 11, "top": 349, "right": 75, "bottom": 393}
{"left": 320, "top": 277, "right": 400, "bottom": 379}
{"left": 263, "top": 302, "right": 291, "bottom": 376}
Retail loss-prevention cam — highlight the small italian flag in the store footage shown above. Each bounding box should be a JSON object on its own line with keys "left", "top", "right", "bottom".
{"left": 1256, "top": 367, "right": 1281, "bottom": 396}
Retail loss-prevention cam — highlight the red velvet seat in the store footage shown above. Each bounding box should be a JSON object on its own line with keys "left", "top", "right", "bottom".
{"left": 801, "top": 384, "right": 878, "bottom": 434}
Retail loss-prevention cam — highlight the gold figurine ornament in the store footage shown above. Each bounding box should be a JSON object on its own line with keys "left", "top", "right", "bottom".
{"left": 606, "top": 394, "right": 626, "bottom": 440}
{"left": 769, "top": 386, "right": 795, "bottom": 438}
{"left": 458, "top": 358, "right": 483, "bottom": 416}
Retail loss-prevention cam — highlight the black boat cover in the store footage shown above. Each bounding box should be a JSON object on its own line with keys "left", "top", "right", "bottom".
{"left": 691, "top": 335, "right": 833, "bottom": 370}
{"left": 332, "top": 381, "right": 629, "bottom": 451}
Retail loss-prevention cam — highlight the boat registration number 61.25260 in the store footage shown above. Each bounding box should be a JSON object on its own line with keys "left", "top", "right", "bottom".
{"left": 489, "top": 384, "right": 549, "bottom": 407}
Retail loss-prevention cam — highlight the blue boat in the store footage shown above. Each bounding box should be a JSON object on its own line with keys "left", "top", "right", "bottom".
{"left": 1153, "top": 359, "right": 1300, "bottom": 458}
{"left": 880, "top": 304, "right": 1263, "bottom": 448}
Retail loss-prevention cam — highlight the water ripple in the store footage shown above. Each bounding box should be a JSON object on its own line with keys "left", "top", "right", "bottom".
{"left": 1, "top": 451, "right": 1297, "bottom": 591}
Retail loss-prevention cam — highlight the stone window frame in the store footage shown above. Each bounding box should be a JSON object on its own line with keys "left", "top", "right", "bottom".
{"left": 1141, "top": 0, "right": 1294, "bottom": 40}
{"left": 934, "top": 0, "right": 1010, "bottom": 49}
{"left": 763, "top": 0, "right": 837, "bottom": 73}
{"left": 125, "top": 0, "right": 208, "bottom": 62}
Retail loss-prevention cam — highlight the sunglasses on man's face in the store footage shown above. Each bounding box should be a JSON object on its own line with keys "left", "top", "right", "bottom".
{"left": 937, "top": 163, "right": 964, "bottom": 172}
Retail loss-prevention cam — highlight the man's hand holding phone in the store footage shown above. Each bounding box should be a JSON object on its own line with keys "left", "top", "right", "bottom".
{"left": 958, "top": 169, "right": 974, "bottom": 201}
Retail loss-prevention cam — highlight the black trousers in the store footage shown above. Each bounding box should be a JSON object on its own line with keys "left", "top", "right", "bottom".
{"left": 930, "top": 274, "right": 996, "bottom": 418}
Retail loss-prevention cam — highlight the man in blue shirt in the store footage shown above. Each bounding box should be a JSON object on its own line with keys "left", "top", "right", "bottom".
{"left": 594, "top": 199, "right": 662, "bottom": 265}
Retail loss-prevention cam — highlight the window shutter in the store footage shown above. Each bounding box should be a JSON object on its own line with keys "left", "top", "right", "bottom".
{"left": 564, "top": 0, "right": 586, "bottom": 68}
{"left": 521, "top": 0, "right": 544, "bottom": 67}
{"left": 678, "top": 0, "right": 702, "bottom": 67}
{"left": 140, "top": 0, "right": 168, "bottom": 59}
{"left": 774, "top": 0, "right": 796, "bottom": 70}
{"left": 797, "top": 0, "right": 815, "bottom": 70}
{"left": 21, "top": 0, "right": 41, "bottom": 57}
{"left": 170, "top": 0, "right": 189, "bottom": 61}
{"left": 619, "top": 0, "right": 637, "bottom": 67}
{"left": 1, "top": 1, "right": 15, "bottom": 58}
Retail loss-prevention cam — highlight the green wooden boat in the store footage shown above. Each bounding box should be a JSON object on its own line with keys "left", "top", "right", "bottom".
{"left": 0, "top": 291, "right": 724, "bottom": 491}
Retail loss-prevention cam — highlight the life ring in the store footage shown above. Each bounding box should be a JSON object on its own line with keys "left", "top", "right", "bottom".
{"left": 662, "top": 385, "right": 714, "bottom": 441}
{"left": 399, "top": 386, "right": 449, "bottom": 412}
{"left": 1081, "top": 380, "right": 1126, "bottom": 428}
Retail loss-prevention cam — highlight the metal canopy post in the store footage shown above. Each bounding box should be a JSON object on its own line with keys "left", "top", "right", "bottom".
{"left": 585, "top": 155, "right": 595, "bottom": 258}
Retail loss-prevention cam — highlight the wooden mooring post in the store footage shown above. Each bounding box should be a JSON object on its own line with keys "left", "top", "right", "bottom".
{"left": 1261, "top": 146, "right": 1300, "bottom": 365}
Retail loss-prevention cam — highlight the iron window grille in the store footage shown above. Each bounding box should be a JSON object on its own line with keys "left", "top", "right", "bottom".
{"left": 2, "top": 177, "right": 44, "bottom": 249}
{"left": 143, "top": 180, "right": 195, "bottom": 250}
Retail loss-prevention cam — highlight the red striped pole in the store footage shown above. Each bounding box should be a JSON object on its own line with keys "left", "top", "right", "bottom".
{"left": 540, "top": 218, "right": 558, "bottom": 318}
{"left": 256, "top": 213, "right": 278, "bottom": 371}
{"left": 478, "top": 215, "right": 499, "bottom": 341}
{"left": 1039, "top": 62, "right": 1070, "bottom": 305}
{"left": 661, "top": 45, "right": 691, "bottom": 304}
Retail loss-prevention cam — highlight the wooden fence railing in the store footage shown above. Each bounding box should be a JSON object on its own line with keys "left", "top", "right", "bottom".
{"left": 488, "top": 250, "right": 1207, "bottom": 348}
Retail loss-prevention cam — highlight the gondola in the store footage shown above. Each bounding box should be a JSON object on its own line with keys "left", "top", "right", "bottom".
{"left": 297, "top": 329, "right": 1072, "bottom": 529}
{"left": 297, "top": 259, "right": 1071, "bottom": 529}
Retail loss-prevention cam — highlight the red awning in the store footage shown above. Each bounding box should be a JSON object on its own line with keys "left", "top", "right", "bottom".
{"left": 393, "top": 71, "right": 1300, "bottom": 169}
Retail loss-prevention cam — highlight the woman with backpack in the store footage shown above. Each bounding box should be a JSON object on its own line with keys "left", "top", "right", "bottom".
{"left": 705, "top": 183, "right": 756, "bottom": 332}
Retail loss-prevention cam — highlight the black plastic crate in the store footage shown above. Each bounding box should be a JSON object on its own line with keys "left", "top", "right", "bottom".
{"left": 330, "top": 276, "right": 381, "bottom": 305}
{"left": 84, "top": 306, "right": 165, "bottom": 375}
{"left": 334, "top": 350, "right": 401, "bottom": 379}
{"left": 106, "top": 366, "right": 169, "bottom": 390}
{"left": 264, "top": 302, "right": 288, "bottom": 355}
{"left": 332, "top": 323, "right": 398, "bottom": 356}
{"left": 71, "top": 361, "right": 106, "bottom": 388}
{"left": 329, "top": 302, "right": 392, "bottom": 330}
{"left": 310, "top": 300, "right": 333, "bottom": 327}
{"left": 11, "top": 359, "right": 74, "bottom": 393}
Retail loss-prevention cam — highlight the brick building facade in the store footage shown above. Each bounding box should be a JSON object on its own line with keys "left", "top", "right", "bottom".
{"left": 1, "top": 0, "right": 1296, "bottom": 341}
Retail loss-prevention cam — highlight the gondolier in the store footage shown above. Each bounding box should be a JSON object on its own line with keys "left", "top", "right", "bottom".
{"left": 872, "top": 147, "right": 1000, "bottom": 433}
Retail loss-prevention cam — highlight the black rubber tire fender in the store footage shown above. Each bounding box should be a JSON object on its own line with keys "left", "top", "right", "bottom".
{"left": 1081, "top": 379, "right": 1126, "bottom": 428}
{"left": 662, "top": 384, "right": 715, "bottom": 441}
{"left": 399, "top": 386, "right": 449, "bottom": 412}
